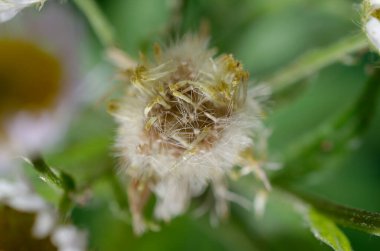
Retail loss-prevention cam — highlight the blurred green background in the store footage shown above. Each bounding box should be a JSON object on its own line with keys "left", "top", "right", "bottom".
{"left": 34, "top": 0, "right": 380, "bottom": 250}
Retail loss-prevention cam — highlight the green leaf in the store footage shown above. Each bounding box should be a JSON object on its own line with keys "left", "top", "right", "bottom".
{"left": 306, "top": 208, "right": 353, "bottom": 251}
{"left": 30, "top": 156, "right": 75, "bottom": 191}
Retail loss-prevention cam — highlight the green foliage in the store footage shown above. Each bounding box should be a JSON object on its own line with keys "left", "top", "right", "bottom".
{"left": 290, "top": 189, "right": 380, "bottom": 237}
{"left": 306, "top": 208, "right": 353, "bottom": 251}
{"left": 22, "top": 0, "right": 380, "bottom": 250}
{"left": 271, "top": 68, "right": 380, "bottom": 183}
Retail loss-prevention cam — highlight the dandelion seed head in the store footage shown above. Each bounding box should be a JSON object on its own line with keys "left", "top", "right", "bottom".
{"left": 111, "top": 34, "right": 267, "bottom": 233}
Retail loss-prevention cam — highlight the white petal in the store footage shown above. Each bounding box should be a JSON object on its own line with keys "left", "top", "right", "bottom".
{"left": 0, "top": 8, "right": 19, "bottom": 22}
{"left": 0, "top": 180, "right": 19, "bottom": 199}
{"left": 52, "top": 226, "right": 87, "bottom": 251}
{"left": 0, "top": 179, "right": 29, "bottom": 199}
{"left": 365, "top": 17, "right": 380, "bottom": 52}
{"left": 254, "top": 190, "right": 268, "bottom": 218}
{"left": 8, "top": 194, "right": 47, "bottom": 212}
{"left": 370, "top": 0, "right": 380, "bottom": 8}
{"left": 0, "top": 0, "right": 43, "bottom": 23}
{"left": 5, "top": 112, "right": 63, "bottom": 156}
{"left": 32, "top": 210, "right": 56, "bottom": 238}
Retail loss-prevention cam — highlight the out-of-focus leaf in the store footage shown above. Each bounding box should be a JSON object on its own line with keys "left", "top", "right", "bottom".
{"left": 271, "top": 68, "right": 380, "bottom": 183}
{"left": 264, "top": 34, "right": 368, "bottom": 94}
{"left": 99, "top": 0, "right": 171, "bottom": 55}
{"left": 73, "top": 0, "right": 116, "bottom": 47}
{"left": 306, "top": 208, "right": 353, "bottom": 251}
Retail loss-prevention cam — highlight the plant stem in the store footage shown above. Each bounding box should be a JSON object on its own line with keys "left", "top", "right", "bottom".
{"left": 59, "top": 192, "right": 74, "bottom": 220}
{"left": 281, "top": 187, "right": 380, "bottom": 236}
{"left": 264, "top": 34, "right": 368, "bottom": 94}
{"left": 72, "top": 0, "right": 116, "bottom": 47}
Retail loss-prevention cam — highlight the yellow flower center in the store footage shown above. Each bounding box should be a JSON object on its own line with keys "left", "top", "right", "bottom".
{"left": 0, "top": 39, "right": 62, "bottom": 131}
{"left": 372, "top": 8, "right": 380, "bottom": 19}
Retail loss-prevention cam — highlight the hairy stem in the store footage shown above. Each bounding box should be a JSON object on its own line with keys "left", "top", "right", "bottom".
{"left": 281, "top": 187, "right": 380, "bottom": 236}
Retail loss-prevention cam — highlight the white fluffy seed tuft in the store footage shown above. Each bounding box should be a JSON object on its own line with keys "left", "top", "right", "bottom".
{"left": 111, "top": 34, "right": 268, "bottom": 234}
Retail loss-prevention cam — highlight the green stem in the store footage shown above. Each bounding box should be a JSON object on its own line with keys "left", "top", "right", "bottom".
{"left": 264, "top": 34, "right": 368, "bottom": 94}
{"left": 72, "top": 0, "right": 116, "bottom": 47}
{"left": 59, "top": 192, "right": 74, "bottom": 220}
{"left": 282, "top": 187, "right": 380, "bottom": 236}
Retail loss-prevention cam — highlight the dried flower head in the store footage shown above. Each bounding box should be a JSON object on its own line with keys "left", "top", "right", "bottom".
{"left": 0, "top": 178, "right": 87, "bottom": 251}
{"left": 0, "top": 0, "right": 45, "bottom": 22}
{"left": 110, "top": 35, "right": 268, "bottom": 234}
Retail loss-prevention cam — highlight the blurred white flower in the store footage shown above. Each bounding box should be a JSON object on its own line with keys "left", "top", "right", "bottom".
{"left": 52, "top": 225, "right": 87, "bottom": 251}
{"left": 0, "top": 0, "right": 45, "bottom": 22}
{"left": 363, "top": 0, "right": 380, "bottom": 52}
{"left": 0, "top": 1, "right": 83, "bottom": 171}
{"left": 0, "top": 177, "right": 87, "bottom": 250}
{"left": 110, "top": 35, "right": 268, "bottom": 234}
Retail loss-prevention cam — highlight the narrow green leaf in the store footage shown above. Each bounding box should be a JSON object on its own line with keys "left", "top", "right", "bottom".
{"left": 306, "top": 208, "right": 353, "bottom": 251}
{"left": 30, "top": 156, "right": 77, "bottom": 192}
{"left": 30, "top": 156, "right": 67, "bottom": 190}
